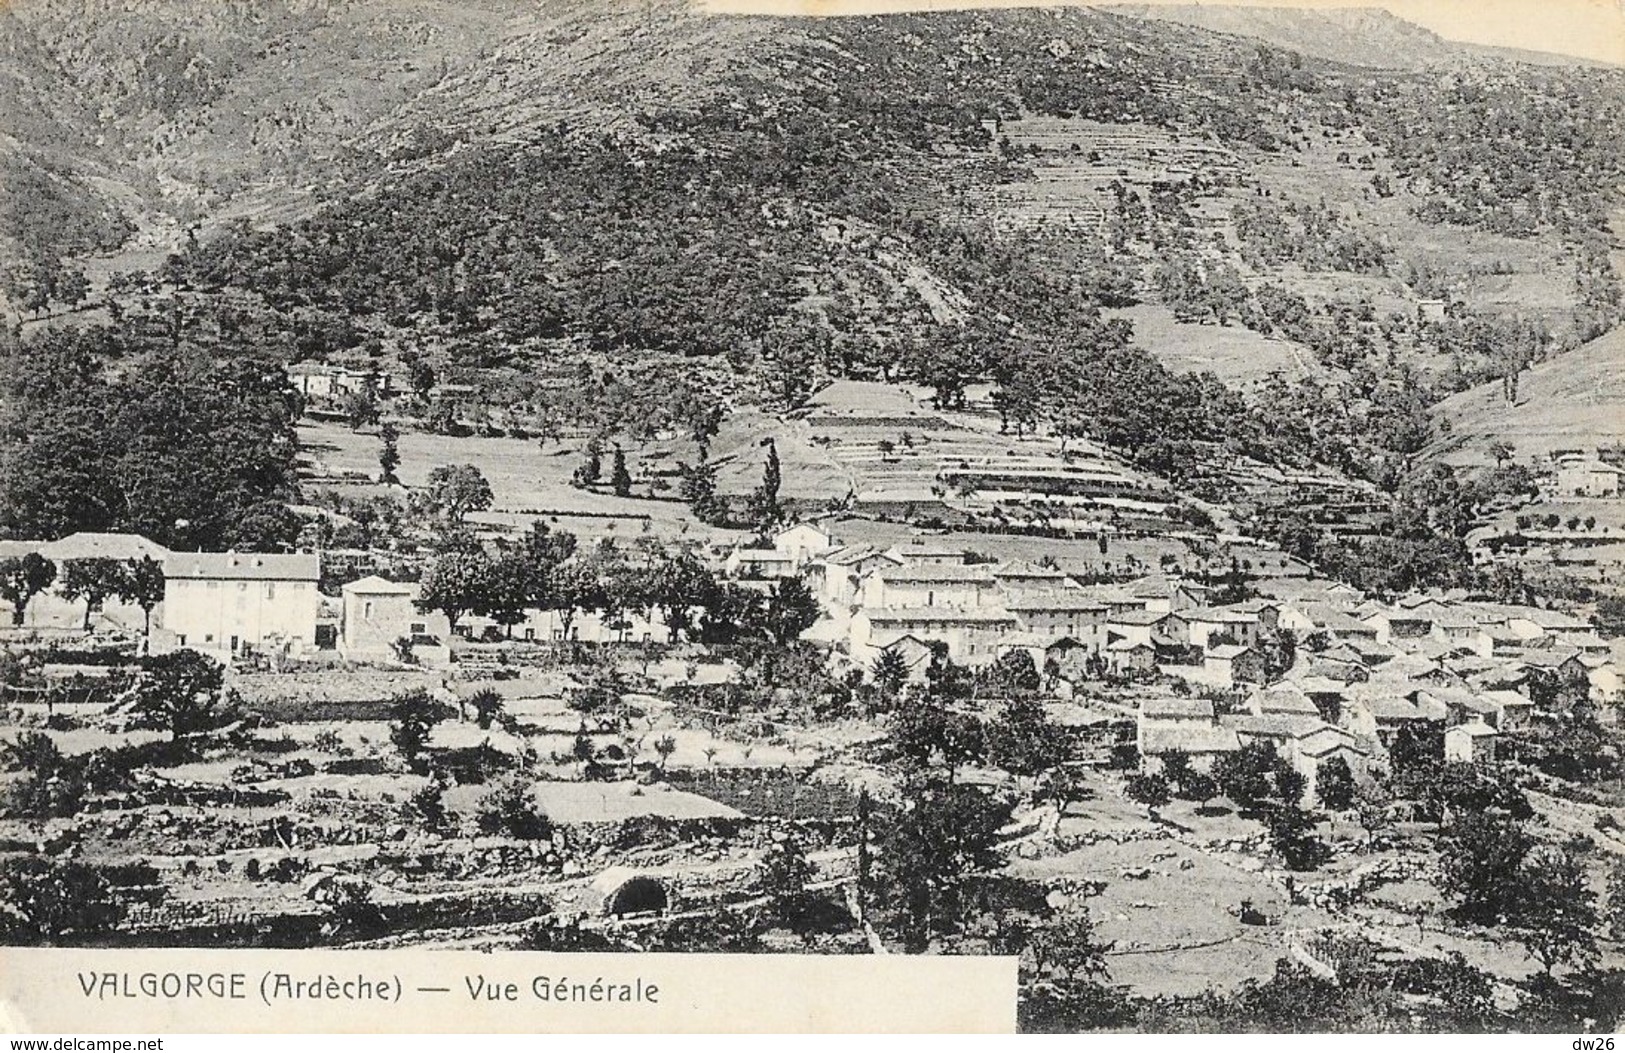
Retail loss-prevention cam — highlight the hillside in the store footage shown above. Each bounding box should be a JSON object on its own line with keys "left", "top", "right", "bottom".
{"left": 1109, "top": 4, "right": 1465, "bottom": 69}
{"left": 4, "top": 0, "right": 1624, "bottom": 507}
{"left": 1110, "top": 3, "right": 1615, "bottom": 69}
{"left": 1427, "top": 324, "right": 1625, "bottom": 468}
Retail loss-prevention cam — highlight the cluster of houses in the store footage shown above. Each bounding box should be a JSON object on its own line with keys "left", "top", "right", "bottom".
{"left": 5, "top": 519, "right": 1622, "bottom": 786}
{"left": 741, "top": 521, "right": 1623, "bottom": 782}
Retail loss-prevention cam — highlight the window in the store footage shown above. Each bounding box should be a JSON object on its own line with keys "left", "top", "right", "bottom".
{"left": 363, "top": 601, "right": 374, "bottom": 619}
{"left": 265, "top": 583, "right": 276, "bottom": 600}
{"left": 523, "top": 628, "right": 535, "bottom": 641}
{"left": 177, "top": 634, "right": 187, "bottom": 646}
{"left": 204, "top": 634, "right": 214, "bottom": 643}
{"left": 410, "top": 622, "right": 426, "bottom": 635}
{"left": 206, "top": 581, "right": 220, "bottom": 591}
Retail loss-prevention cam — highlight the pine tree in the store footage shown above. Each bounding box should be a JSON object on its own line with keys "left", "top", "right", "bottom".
{"left": 747, "top": 437, "right": 783, "bottom": 533}
{"left": 378, "top": 421, "right": 401, "bottom": 484}
{"left": 610, "top": 445, "right": 632, "bottom": 497}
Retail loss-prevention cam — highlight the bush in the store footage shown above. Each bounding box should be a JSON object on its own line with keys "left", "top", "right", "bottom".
{"left": 0, "top": 857, "right": 126, "bottom": 943}
{"left": 475, "top": 776, "right": 553, "bottom": 840}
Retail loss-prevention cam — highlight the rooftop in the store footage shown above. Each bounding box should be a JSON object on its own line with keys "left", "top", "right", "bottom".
{"left": 164, "top": 552, "right": 320, "bottom": 582}
{"left": 340, "top": 575, "right": 415, "bottom": 595}
{"left": 876, "top": 564, "right": 995, "bottom": 583}
{"left": 1140, "top": 722, "right": 1239, "bottom": 755}
{"left": 864, "top": 607, "right": 1017, "bottom": 625}
{"left": 1141, "top": 697, "right": 1215, "bottom": 721}
{"left": 39, "top": 532, "right": 171, "bottom": 562}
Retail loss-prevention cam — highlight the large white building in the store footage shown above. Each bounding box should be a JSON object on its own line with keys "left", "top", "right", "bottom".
{"left": 162, "top": 552, "right": 320, "bottom": 658}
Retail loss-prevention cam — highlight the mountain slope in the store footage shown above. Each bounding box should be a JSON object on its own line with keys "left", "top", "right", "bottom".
{"left": 1427, "top": 325, "right": 1625, "bottom": 467}
{"left": 1110, "top": 4, "right": 1463, "bottom": 69}
{"left": 1110, "top": 3, "right": 1614, "bottom": 69}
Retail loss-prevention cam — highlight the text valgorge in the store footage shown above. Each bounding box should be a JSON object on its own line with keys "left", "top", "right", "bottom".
{"left": 467, "top": 975, "right": 660, "bottom": 1004}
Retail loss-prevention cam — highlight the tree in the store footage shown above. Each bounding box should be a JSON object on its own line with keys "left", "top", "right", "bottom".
{"left": 424, "top": 464, "right": 493, "bottom": 524}
{"left": 128, "top": 650, "right": 228, "bottom": 740}
{"left": 1512, "top": 846, "right": 1600, "bottom": 976}
{"left": 343, "top": 387, "right": 379, "bottom": 431}
{"left": 1159, "top": 749, "right": 1193, "bottom": 790}
{"left": 468, "top": 688, "right": 504, "bottom": 731}
{"left": 416, "top": 551, "right": 497, "bottom": 627}
{"left": 475, "top": 775, "right": 552, "bottom": 840}
{"left": 1354, "top": 780, "right": 1392, "bottom": 847}
{"left": 653, "top": 734, "right": 677, "bottom": 773}
{"left": 1605, "top": 860, "right": 1625, "bottom": 943}
{"left": 1028, "top": 904, "right": 1112, "bottom": 985}
{"left": 981, "top": 649, "right": 1042, "bottom": 698}
{"left": 0, "top": 857, "right": 125, "bottom": 944}
{"left": 871, "top": 649, "right": 910, "bottom": 700}
{"left": 378, "top": 421, "right": 401, "bottom": 484}
{"left": 891, "top": 699, "right": 985, "bottom": 782}
{"left": 758, "top": 832, "right": 820, "bottom": 933}
{"left": 406, "top": 359, "right": 435, "bottom": 401}
{"left": 643, "top": 546, "right": 716, "bottom": 643}
{"left": 1315, "top": 756, "right": 1355, "bottom": 811}
{"left": 118, "top": 556, "right": 166, "bottom": 637}
{"left": 764, "top": 577, "right": 820, "bottom": 645}
{"left": 0, "top": 731, "right": 86, "bottom": 819}
{"left": 1439, "top": 812, "right": 1534, "bottom": 924}
{"left": 1213, "top": 740, "right": 1281, "bottom": 812}
{"left": 573, "top": 435, "right": 603, "bottom": 488}
{"left": 678, "top": 452, "right": 727, "bottom": 525}
{"left": 985, "top": 699, "right": 1070, "bottom": 778}
{"left": 1266, "top": 804, "right": 1330, "bottom": 871}
{"left": 388, "top": 688, "right": 452, "bottom": 773}
{"left": 1124, "top": 772, "right": 1171, "bottom": 817}
{"left": 610, "top": 445, "right": 632, "bottom": 497}
{"left": 0, "top": 553, "right": 56, "bottom": 626}
{"left": 545, "top": 560, "right": 601, "bottom": 641}
{"left": 746, "top": 437, "right": 783, "bottom": 533}
{"left": 59, "top": 558, "right": 128, "bottom": 631}
{"left": 872, "top": 778, "right": 1015, "bottom": 952}
{"left": 1180, "top": 770, "right": 1219, "bottom": 812}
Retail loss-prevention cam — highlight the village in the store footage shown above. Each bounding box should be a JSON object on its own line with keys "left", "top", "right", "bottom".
{"left": 3, "top": 367, "right": 1624, "bottom": 1029}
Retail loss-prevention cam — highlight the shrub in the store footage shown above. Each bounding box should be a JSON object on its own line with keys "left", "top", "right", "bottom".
{"left": 0, "top": 857, "right": 125, "bottom": 944}
{"left": 475, "top": 776, "right": 553, "bottom": 840}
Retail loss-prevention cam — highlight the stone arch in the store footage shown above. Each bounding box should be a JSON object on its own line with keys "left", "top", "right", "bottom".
{"left": 590, "top": 867, "right": 671, "bottom": 917}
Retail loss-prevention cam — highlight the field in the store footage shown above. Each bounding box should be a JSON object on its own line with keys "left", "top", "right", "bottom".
{"left": 299, "top": 420, "right": 745, "bottom": 546}
{"left": 1109, "top": 304, "right": 1315, "bottom": 388}
{"left": 1426, "top": 324, "right": 1625, "bottom": 467}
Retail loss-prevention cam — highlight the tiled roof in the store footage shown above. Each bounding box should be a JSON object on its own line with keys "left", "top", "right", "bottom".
{"left": 164, "top": 552, "right": 319, "bottom": 582}
{"left": 340, "top": 575, "right": 414, "bottom": 595}
{"left": 1141, "top": 697, "right": 1215, "bottom": 720}
{"left": 1140, "top": 723, "right": 1239, "bottom": 755}
{"left": 865, "top": 606, "right": 1016, "bottom": 625}
{"left": 39, "top": 532, "right": 171, "bottom": 562}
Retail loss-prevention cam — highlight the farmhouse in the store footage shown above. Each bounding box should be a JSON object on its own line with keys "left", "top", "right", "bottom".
{"left": 1004, "top": 593, "right": 1109, "bottom": 651}
{"left": 1136, "top": 697, "right": 1238, "bottom": 773}
{"left": 1555, "top": 454, "right": 1625, "bottom": 498}
{"left": 806, "top": 545, "right": 905, "bottom": 607}
{"left": 859, "top": 563, "right": 998, "bottom": 610}
{"left": 1204, "top": 643, "right": 1263, "bottom": 685}
{"left": 1106, "top": 639, "right": 1157, "bottom": 674}
{"left": 161, "top": 552, "right": 320, "bottom": 658}
{"left": 339, "top": 576, "right": 451, "bottom": 663}
{"left": 772, "top": 522, "right": 839, "bottom": 568}
{"left": 1183, "top": 608, "right": 1260, "bottom": 651}
{"left": 1107, "top": 609, "right": 1189, "bottom": 649}
{"left": 848, "top": 606, "right": 1018, "bottom": 667}
{"left": 1444, "top": 720, "right": 1499, "bottom": 764}
{"left": 0, "top": 532, "right": 171, "bottom": 630}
